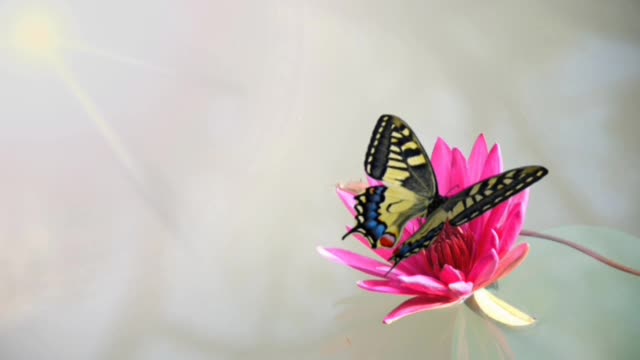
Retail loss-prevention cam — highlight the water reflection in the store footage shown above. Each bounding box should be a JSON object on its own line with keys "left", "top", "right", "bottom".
{"left": 326, "top": 293, "right": 516, "bottom": 359}
{"left": 323, "top": 227, "right": 640, "bottom": 359}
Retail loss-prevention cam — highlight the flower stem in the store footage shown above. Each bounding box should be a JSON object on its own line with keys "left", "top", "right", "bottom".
{"left": 520, "top": 229, "right": 640, "bottom": 277}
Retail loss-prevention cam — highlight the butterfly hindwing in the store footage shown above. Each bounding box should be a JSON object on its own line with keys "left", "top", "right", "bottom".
{"left": 342, "top": 185, "right": 430, "bottom": 248}
{"left": 390, "top": 165, "right": 548, "bottom": 265}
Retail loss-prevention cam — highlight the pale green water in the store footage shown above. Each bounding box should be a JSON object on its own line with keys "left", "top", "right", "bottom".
{"left": 319, "top": 227, "right": 640, "bottom": 360}
{"left": 0, "top": 1, "right": 639, "bottom": 359}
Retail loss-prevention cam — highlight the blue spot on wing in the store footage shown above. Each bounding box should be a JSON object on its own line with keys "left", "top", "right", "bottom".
{"left": 342, "top": 185, "right": 390, "bottom": 249}
{"left": 374, "top": 224, "right": 386, "bottom": 238}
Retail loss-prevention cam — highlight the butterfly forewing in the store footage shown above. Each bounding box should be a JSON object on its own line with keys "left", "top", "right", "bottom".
{"left": 365, "top": 115, "right": 440, "bottom": 199}
{"left": 446, "top": 166, "right": 548, "bottom": 227}
{"left": 391, "top": 165, "right": 548, "bottom": 265}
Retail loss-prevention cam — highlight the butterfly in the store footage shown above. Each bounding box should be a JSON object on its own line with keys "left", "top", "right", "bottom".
{"left": 342, "top": 114, "right": 447, "bottom": 248}
{"left": 342, "top": 114, "right": 548, "bottom": 264}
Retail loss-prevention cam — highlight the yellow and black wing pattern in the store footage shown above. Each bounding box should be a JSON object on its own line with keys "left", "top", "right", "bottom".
{"left": 364, "top": 115, "right": 439, "bottom": 200}
{"left": 343, "top": 185, "right": 432, "bottom": 248}
{"left": 390, "top": 166, "right": 548, "bottom": 266}
{"left": 343, "top": 115, "right": 445, "bottom": 248}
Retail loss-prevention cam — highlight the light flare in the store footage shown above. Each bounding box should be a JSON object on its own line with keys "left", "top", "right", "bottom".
{"left": 69, "top": 41, "right": 171, "bottom": 74}
{"left": 52, "top": 60, "right": 145, "bottom": 187}
{"left": 3, "top": 8, "right": 166, "bottom": 220}
{"left": 8, "top": 9, "right": 65, "bottom": 64}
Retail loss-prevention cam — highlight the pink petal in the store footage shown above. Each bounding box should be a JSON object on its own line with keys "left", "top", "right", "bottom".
{"left": 389, "top": 219, "right": 430, "bottom": 271}
{"left": 474, "top": 228, "right": 499, "bottom": 266}
{"left": 397, "top": 274, "right": 449, "bottom": 296}
{"left": 357, "top": 280, "right": 424, "bottom": 296}
{"left": 468, "top": 249, "right": 499, "bottom": 289}
{"left": 511, "top": 188, "right": 530, "bottom": 214}
{"left": 439, "top": 264, "right": 465, "bottom": 284}
{"left": 336, "top": 186, "right": 358, "bottom": 216}
{"left": 468, "top": 134, "right": 489, "bottom": 182}
{"left": 494, "top": 243, "right": 530, "bottom": 281}
{"left": 393, "top": 248, "right": 428, "bottom": 275}
{"left": 383, "top": 295, "right": 459, "bottom": 324}
{"left": 402, "top": 217, "right": 426, "bottom": 239}
{"left": 431, "top": 137, "right": 452, "bottom": 194}
{"left": 350, "top": 232, "right": 395, "bottom": 260}
{"left": 338, "top": 181, "right": 369, "bottom": 194}
{"left": 478, "top": 202, "right": 509, "bottom": 240}
{"left": 465, "top": 143, "right": 503, "bottom": 235}
{"left": 480, "top": 144, "right": 503, "bottom": 181}
{"left": 478, "top": 192, "right": 526, "bottom": 246}
{"left": 448, "top": 281, "right": 474, "bottom": 296}
{"left": 497, "top": 207, "right": 524, "bottom": 256}
{"left": 447, "top": 148, "right": 468, "bottom": 196}
{"left": 366, "top": 176, "right": 384, "bottom": 187}
{"left": 317, "top": 247, "right": 393, "bottom": 278}
{"left": 468, "top": 211, "right": 489, "bottom": 240}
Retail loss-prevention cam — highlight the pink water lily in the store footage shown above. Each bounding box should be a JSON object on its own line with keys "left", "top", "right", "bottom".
{"left": 318, "top": 135, "right": 531, "bottom": 324}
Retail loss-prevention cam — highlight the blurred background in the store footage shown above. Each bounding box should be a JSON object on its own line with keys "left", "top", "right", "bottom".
{"left": 0, "top": 0, "right": 639, "bottom": 359}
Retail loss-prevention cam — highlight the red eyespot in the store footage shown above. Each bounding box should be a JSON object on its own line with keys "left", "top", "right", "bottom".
{"left": 380, "top": 234, "right": 396, "bottom": 248}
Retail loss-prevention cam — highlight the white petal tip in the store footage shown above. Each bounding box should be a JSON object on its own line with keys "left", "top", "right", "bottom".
{"left": 473, "top": 288, "right": 536, "bottom": 327}
{"left": 316, "top": 246, "right": 336, "bottom": 259}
